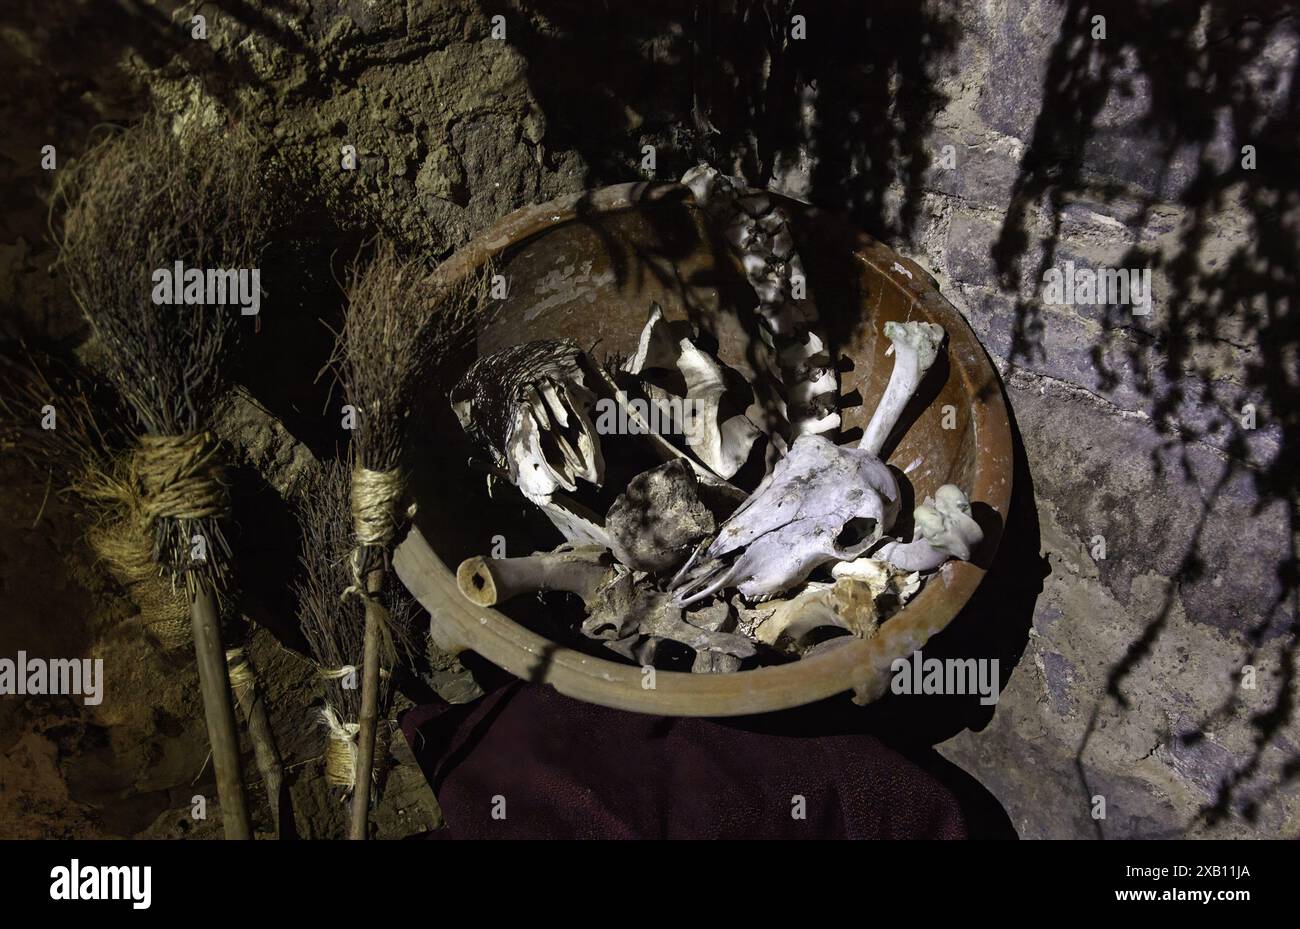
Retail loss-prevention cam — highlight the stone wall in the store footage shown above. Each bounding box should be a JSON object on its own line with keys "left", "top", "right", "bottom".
{"left": 810, "top": 0, "right": 1299, "bottom": 838}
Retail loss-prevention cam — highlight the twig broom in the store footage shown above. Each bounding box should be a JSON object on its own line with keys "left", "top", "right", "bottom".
{"left": 333, "top": 239, "right": 494, "bottom": 838}
{"left": 0, "top": 348, "right": 288, "bottom": 831}
{"left": 295, "top": 457, "right": 416, "bottom": 815}
{"left": 53, "top": 115, "right": 277, "bottom": 838}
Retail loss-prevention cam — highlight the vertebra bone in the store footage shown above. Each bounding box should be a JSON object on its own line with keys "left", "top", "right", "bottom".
{"left": 874, "top": 484, "right": 984, "bottom": 572}
{"left": 681, "top": 164, "right": 839, "bottom": 441}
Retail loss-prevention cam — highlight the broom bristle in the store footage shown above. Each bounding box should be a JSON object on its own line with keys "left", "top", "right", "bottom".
{"left": 296, "top": 458, "right": 367, "bottom": 721}
{"left": 294, "top": 457, "right": 417, "bottom": 723}
{"left": 335, "top": 239, "right": 495, "bottom": 474}
{"left": 53, "top": 114, "right": 276, "bottom": 591}
{"left": 0, "top": 347, "right": 201, "bottom": 647}
{"left": 0, "top": 346, "right": 124, "bottom": 485}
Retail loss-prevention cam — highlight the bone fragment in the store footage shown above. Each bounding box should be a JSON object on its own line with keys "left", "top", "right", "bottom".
{"left": 622, "top": 304, "right": 762, "bottom": 482}
{"left": 606, "top": 460, "right": 715, "bottom": 573}
{"left": 622, "top": 302, "right": 680, "bottom": 376}
{"left": 676, "top": 338, "right": 762, "bottom": 478}
{"left": 585, "top": 573, "right": 755, "bottom": 667}
{"left": 874, "top": 484, "right": 983, "bottom": 572}
{"left": 738, "top": 576, "right": 887, "bottom": 655}
{"left": 587, "top": 356, "right": 746, "bottom": 504}
{"left": 456, "top": 545, "right": 611, "bottom": 607}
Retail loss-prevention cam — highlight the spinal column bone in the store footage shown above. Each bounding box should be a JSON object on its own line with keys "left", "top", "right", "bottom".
{"left": 670, "top": 320, "right": 946, "bottom": 606}
{"left": 681, "top": 164, "right": 840, "bottom": 441}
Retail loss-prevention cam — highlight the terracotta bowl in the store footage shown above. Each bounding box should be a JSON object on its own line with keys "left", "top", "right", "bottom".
{"left": 394, "top": 182, "right": 1012, "bottom": 716}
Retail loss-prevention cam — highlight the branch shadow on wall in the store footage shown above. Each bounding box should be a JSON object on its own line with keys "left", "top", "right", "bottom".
{"left": 509, "top": 0, "right": 957, "bottom": 246}
{"left": 990, "top": 0, "right": 1299, "bottom": 835}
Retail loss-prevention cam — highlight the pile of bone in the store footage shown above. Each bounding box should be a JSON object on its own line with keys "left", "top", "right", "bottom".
{"left": 448, "top": 165, "right": 982, "bottom": 673}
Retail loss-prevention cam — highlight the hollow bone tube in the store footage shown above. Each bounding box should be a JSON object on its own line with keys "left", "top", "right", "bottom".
{"left": 456, "top": 550, "right": 611, "bottom": 608}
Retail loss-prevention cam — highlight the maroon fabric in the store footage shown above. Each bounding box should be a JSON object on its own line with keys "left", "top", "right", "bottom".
{"left": 400, "top": 681, "right": 972, "bottom": 839}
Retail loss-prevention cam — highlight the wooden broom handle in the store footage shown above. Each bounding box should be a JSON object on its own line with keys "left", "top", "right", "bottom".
{"left": 348, "top": 568, "right": 386, "bottom": 840}
{"left": 190, "top": 586, "right": 252, "bottom": 839}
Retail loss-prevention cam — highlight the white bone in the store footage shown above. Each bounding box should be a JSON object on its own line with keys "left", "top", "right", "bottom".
{"left": 622, "top": 302, "right": 680, "bottom": 376}
{"left": 456, "top": 546, "right": 611, "bottom": 607}
{"left": 537, "top": 494, "right": 611, "bottom": 550}
{"left": 676, "top": 338, "right": 762, "bottom": 479}
{"left": 668, "top": 317, "right": 951, "bottom": 606}
{"left": 670, "top": 433, "right": 900, "bottom": 605}
{"left": 860, "top": 320, "right": 945, "bottom": 457}
{"left": 680, "top": 163, "right": 839, "bottom": 441}
{"left": 874, "top": 484, "right": 983, "bottom": 572}
{"left": 739, "top": 569, "right": 916, "bottom": 655}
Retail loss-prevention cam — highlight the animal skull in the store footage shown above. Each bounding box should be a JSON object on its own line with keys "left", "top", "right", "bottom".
{"left": 450, "top": 339, "right": 604, "bottom": 501}
{"left": 670, "top": 320, "right": 947, "bottom": 606}
{"left": 450, "top": 339, "right": 611, "bottom": 547}
{"left": 670, "top": 433, "right": 900, "bottom": 605}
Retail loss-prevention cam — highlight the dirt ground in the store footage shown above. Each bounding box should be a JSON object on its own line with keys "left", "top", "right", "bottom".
{"left": 0, "top": 438, "right": 449, "bottom": 838}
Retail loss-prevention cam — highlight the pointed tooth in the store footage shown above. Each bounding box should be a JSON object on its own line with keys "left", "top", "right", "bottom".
{"left": 673, "top": 564, "right": 735, "bottom": 608}
{"left": 525, "top": 386, "right": 551, "bottom": 430}
{"left": 539, "top": 378, "right": 570, "bottom": 428}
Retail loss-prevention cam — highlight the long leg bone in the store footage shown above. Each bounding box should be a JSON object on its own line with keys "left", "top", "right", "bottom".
{"left": 860, "top": 320, "right": 945, "bottom": 457}
{"left": 457, "top": 544, "right": 753, "bottom": 672}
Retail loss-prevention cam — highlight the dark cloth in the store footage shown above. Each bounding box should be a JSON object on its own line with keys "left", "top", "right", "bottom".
{"left": 400, "top": 681, "right": 973, "bottom": 839}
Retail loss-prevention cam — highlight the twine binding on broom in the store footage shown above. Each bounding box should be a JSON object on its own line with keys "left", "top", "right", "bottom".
{"left": 343, "top": 465, "right": 405, "bottom": 597}
{"left": 88, "top": 519, "right": 192, "bottom": 648}
{"left": 135, "top": 433, "right": 229, "bottom": 523}
{"left": 343, "top": 466, "right": 407, "bottom": 670}
{"left": 85, "top": 432, "right": 230, "bottom": 648}
{"left": 225, "top": 648, "right": 256, "bottom": 694}
{"left": 319, "top": 704, "right": 361, "bottom": 789}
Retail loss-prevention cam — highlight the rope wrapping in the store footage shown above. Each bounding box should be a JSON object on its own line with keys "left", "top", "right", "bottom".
{"left": 135, "top": 432, "right": 230, "bottom": 523}
{"left": 343, "top": 465, "right": 405, "bottom": 597}
{"left": 225, "top": 648, "right": 256, "bottom": 694}
{"left": 343, "top": 466, "right": 408, "bottom": 673}
{"left": 84, "top": 433, "right": 229, "bottom": 648}
{"left": 319, "top": 704, "right": 361, "bottom": 789}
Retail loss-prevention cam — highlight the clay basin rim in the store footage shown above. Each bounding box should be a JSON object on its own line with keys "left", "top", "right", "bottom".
{"left": 393, "top": 181, "right": 1014, "bottom": 717}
